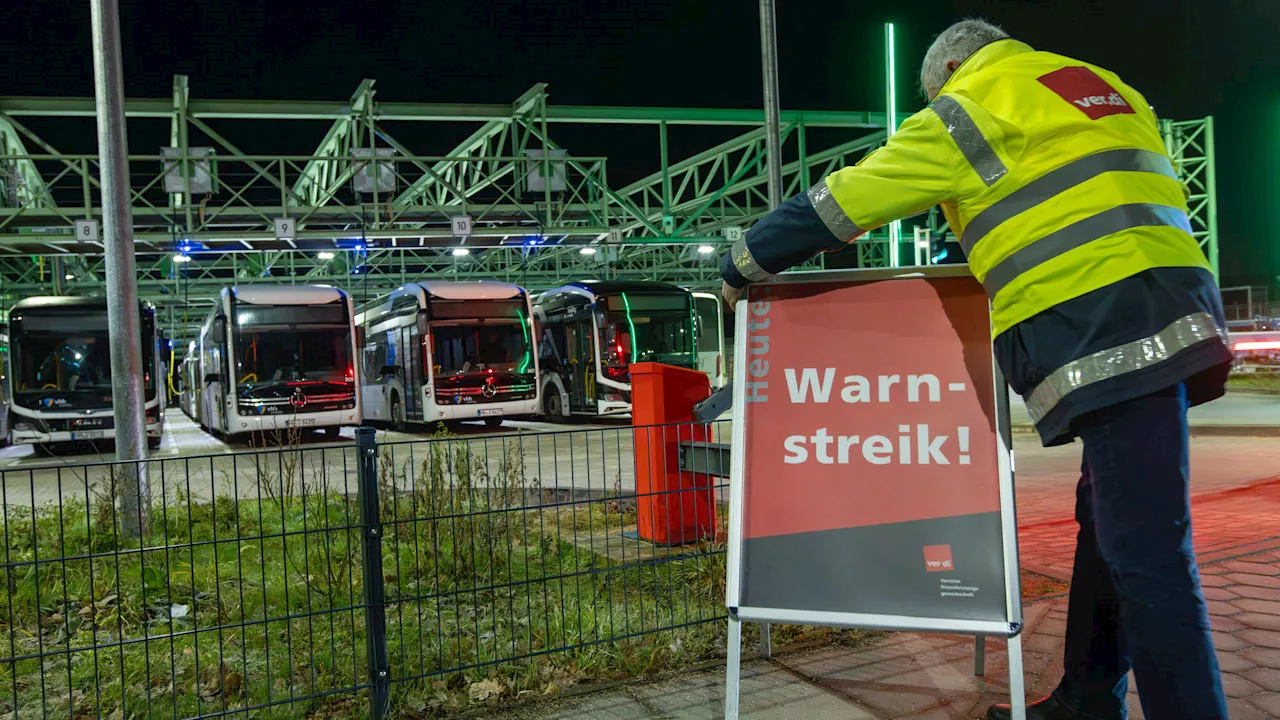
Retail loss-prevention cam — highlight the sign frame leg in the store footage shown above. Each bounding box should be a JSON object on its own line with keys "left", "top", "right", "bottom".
{"left": 1007, "top": 633, "right": 1027, "bottom": 720}
{"left": 759, "top": 622, "right": 771, "bottom": 658}
{"left": 725, "top": 614, "right": 743, "bottom": 720}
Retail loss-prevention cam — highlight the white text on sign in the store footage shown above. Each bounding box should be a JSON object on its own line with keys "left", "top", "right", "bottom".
{"left": 781, "top": 368, "right": 973, "bottom": 466}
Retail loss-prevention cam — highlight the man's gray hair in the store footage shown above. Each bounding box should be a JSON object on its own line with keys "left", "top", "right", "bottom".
{"left": 920, "top": 19, "right": 1010, "bottom": 99}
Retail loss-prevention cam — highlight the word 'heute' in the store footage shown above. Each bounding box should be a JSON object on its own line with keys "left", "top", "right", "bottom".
{"left": 781, "top": 368, "right": 973, "bottom": 466}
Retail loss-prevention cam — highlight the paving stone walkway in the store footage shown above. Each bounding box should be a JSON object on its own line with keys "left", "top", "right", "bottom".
{"left": 502, "top": 469, "right": 1280, "bottom": 719}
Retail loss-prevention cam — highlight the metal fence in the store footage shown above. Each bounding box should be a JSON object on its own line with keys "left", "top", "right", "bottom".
{"left": 0, "top": 421, "right": 730, "bottom": 719}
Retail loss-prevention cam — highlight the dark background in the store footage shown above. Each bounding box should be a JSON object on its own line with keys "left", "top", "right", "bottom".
{"left": 1, "top": 0, "right": 1276, "bottom": 289}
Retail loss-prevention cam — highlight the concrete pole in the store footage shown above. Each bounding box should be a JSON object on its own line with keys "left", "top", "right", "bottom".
{"left": 758, "top": 0, "right": 783, "bottom": 210}
{"left": 90, "top": 0, "right": 149, "bottom": 537}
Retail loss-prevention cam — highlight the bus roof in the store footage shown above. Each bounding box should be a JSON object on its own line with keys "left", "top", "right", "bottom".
{"left": 230, "top": 285, "right": 348, "bottom": 305}
{"left": 548, "top": 280, "right": 688, "bottom": 298}
{"left": 410, "top": 281, "right": 526, "bottom": 302}
{"left": 10, "top": 296, "right": 155, "bottom": 311}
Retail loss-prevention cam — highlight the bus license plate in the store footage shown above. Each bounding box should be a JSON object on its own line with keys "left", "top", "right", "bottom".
{"left": 477, "top": 409, "right": 501, "bottom": 417}
{"left": 72, "top": 430, "right": 105, "bottom": 440}
{"left": 286, "top": 418, "right": 316, "bottom": 427}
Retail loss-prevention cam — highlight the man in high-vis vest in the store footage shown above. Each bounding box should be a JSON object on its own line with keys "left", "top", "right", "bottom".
{"left": 721, "top": 19, "right": 1232, "bottom": 720}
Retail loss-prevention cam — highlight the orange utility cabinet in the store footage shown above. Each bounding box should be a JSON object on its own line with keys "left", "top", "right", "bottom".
{"left": 630, "top": 362, "right": 717, "bottom": 545}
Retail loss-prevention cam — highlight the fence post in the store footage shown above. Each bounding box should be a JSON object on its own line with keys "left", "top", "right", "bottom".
{"left": 356, "top": 426, "right": 390, "bottom": 719}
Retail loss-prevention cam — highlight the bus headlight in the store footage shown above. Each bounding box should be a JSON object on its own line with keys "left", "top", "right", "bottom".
{"left": 13, "top": 422, "right": 32, "bottom": 432}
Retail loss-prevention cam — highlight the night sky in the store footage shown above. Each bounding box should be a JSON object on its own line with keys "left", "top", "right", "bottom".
{"left": 2, "top": 0, "right": 1277, "bottom": 288}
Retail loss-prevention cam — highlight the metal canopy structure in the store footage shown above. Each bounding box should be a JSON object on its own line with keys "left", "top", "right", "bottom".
{"left": 0, "top": 77, "right": 1218, "bottom": 338}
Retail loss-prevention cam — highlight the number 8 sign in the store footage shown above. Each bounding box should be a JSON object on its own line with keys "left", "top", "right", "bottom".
{"left": 75, "top": 219, "right": 99, "bottom": 242}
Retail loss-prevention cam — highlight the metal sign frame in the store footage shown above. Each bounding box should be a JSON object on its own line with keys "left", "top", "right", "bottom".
{"left": 723, "top": 266, "right": 1026, "bottom": 720}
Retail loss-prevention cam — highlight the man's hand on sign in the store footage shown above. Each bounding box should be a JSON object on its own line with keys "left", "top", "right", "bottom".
{"left": 721, "top": 281, "right": 744, "bottom": 312}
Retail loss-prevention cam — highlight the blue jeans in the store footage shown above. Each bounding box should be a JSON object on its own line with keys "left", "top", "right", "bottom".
{"left": 1053, "top": 384, "right": 1227, "bottom": 719}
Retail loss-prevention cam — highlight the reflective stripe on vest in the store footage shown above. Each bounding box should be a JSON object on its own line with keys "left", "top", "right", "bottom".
{"left": 929, "top": 96, "right": 1008, "bottom": 186}
{"left": 1023, "top": 311, "right": 1225, "bottom": 423}
{"left": 730, "top": 236, "right": 772, "bottom": 282}
{"left": 806, "top": 178, "right": 864, "bottom": 242}
{"left": 960, "top": 148, "right": 1178, "bottom": 257}
{"left": 981, "top": 203, "right": 1193, "bottom": 298}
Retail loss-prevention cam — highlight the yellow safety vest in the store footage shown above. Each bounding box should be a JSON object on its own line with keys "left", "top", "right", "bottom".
{"left": 812, "top": 39, "right": 1212, "bottom": 338}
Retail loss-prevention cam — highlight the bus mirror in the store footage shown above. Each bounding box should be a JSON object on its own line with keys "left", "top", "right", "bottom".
{"left": 378, "top": 365, "right": 401, "bottom": 378}
{"left": 203, "top": 373, "right": 222, "bottom": 386}
{"left": 211, "top": 320, "right": 226, "bottom": 344}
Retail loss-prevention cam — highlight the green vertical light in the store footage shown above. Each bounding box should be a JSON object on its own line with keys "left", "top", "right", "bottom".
{"left": 619, "top": 292, "right": 639, "bottom": 360}
{"left": 885, "top": 21, "right": 902, "bottom": 268}
{"left": 516, "top": 307, "right": 532, "bottom": 374}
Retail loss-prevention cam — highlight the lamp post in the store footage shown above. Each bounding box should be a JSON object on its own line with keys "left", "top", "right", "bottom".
{"left": 90, "top": 0, "right": 148, "bottom": 536}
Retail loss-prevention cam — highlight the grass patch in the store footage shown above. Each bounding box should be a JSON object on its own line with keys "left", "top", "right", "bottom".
{"left": 1227, "top": 373, "right": 1280, "bottom": 393}
{"left": 0, "top": 427, "right": 866, "bottom": 719}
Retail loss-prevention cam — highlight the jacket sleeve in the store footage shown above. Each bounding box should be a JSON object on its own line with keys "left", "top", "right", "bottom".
{"left": 722, "top": 106, "right": 965, "bottom": 288}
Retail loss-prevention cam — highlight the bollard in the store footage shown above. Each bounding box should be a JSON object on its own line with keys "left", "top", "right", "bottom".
{"left": 631, "top": 362, "right": 717, "bottom": 545}
{"left": 356, "top": 426, "right": 390, "bottom": 720}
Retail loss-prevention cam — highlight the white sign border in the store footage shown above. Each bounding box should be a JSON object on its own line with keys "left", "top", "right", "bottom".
{"left": 722, "top": 268, "right": 1026, "bottom": 720}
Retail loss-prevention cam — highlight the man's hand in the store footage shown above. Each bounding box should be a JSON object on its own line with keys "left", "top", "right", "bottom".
{"left": 721, "top": 281, "right": 744, "bottom": 312}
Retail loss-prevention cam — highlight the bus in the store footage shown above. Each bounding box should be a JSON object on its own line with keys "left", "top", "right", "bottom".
{"left": 356, "top": 281, "right": 539, "bottom": 430}
{"left": 193, "top": 285, "right": 361, "bottom": 439}
{"left": 178, "top": 341, "right": 200, "bottom": 419}
{"left": 691, "top": 291, "right": 728, "bottom": 389}
{"left": 0, "top": 326, "right": 11, "bottom": 446}
{"left": 7, "top": 297, "right": 165, "bottom": 450}
{"left": 534, "top": 281, "right": 720, "bottom": 418}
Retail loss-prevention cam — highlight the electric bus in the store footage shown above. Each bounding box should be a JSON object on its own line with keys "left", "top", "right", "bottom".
{"left": 0, "top": 326, "right": 11, "bottom": 446}
{"left": 691, "top": 291, "right": 728, "bottom": 389}
{"left": 178, "top": 342, "right": 200, "bottom": 419}
{"left": 534, "top": 281, "right": 716, "bottom": 418}
{"left": 7, "top": 297, "right": 165, "bottom": 449}
{"left": 193, "top": 285, "right": 361, "bottom": 439}
{"left": 356, "top": 281, "right": 539, "bottom": 430}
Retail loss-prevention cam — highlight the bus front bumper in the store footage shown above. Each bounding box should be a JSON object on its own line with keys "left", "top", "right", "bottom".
{"left": 12, "top": 422, "right": 164, "bottom": 445}
{"left": 422, "top": 398, "right": 540, "bottom": 423}
{"left": 227, "top": 409, "right": 361, "bottom": 433}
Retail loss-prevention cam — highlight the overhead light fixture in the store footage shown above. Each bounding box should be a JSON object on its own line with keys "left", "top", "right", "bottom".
{"left": 697, "top": 245, "right": 715, "bottom": 255}
{"left": 579, "top": 246, "right": 597, "bottom": 255}
{"left": 64, "top": 273, "right": 74, "bottom": 280}
{"left": 318, "top": 251, "right": 335, "bottom": 260}
{"left": 452, "top": 248, "right": 470, "bottom": 257}
{"left": 172, "top": 254, "right": 191, "bottom": 263}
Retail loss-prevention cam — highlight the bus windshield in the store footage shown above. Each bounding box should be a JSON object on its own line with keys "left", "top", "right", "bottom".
{"left": 10, "top": 309, "right": 158, "bottom": 405}
{"left": 17, "top": 334, "right": 113, "bottom": 392}
{"left": 432, "top": 322, "right": 531, "bottom": 376}
{"left": 235, "top": 328, "right": 352, "bottom": 386}
{"left": 600, "top": 292, "right": 695, "bottom": 373}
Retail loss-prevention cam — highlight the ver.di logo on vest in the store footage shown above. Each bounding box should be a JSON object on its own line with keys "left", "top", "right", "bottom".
{"left": 1037, "top": 66, "right": 1137, "bottom": 120}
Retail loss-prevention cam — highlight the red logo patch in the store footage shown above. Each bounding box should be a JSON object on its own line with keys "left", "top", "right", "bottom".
{"left": 1037, "top": 66, "right": 1136, "bottom": 120}
{"left": 923, "top": 544, "right": 955, "bottom": 573}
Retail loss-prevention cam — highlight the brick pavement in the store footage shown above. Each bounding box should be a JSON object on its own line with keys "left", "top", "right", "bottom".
{"left": 500, "top": 438, "right": 1280, "bottom": 720}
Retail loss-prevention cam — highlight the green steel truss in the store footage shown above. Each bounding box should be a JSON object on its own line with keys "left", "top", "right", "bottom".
{"left": 1162, "top": 117, "right": 1219, "bottom": 278}
{"left": 0, "top": 76, "right": 1216, "bottom": 337}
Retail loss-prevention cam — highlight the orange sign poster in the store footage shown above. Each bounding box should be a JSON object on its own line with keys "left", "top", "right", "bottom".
{"left": 737, "top": 275, "right": 1010, "bottom": 621}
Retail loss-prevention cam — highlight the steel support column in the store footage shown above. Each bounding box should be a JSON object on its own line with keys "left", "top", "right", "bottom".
{"left": 90, "top": 0, "right": 148, "bottom": 535}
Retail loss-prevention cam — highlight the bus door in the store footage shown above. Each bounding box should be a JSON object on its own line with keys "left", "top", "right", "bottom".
{"left": 692, "top": 292, "right": 726, "bottom": 388}
{"left": 402, "top": 324, "right": 424, "bottom": 419}
{"left": 565, "top": 314, "right": 595, "bottom": 412}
